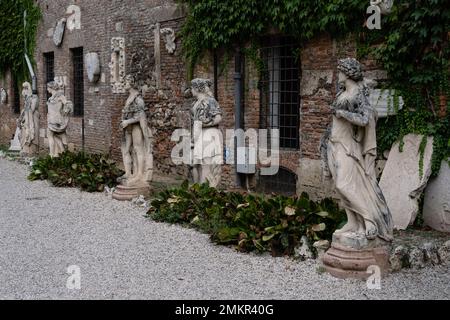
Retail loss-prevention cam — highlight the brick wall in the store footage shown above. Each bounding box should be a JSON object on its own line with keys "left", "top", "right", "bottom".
{"left": 0, "top": 71, "right": 19, "bottom": 146}
{"left": 0, "top": 2, "right": 385, "bottom": 198}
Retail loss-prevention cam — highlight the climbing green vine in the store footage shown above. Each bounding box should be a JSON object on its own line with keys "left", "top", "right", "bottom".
{"left": 0, "top": 0, "right": 41, "bottom": 84}
{"left": 180, "top": 0, "right": 449, "bottom": 175}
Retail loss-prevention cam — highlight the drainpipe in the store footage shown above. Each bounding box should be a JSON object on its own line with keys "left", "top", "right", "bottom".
{"left": 234, "top": 49, "right": 243, "bottom": 187}
{"left": 213, "top": 50, "right": 219, "bottom": 101}
{"left": 24, "top": 54, "right": 37, "bottom": 94}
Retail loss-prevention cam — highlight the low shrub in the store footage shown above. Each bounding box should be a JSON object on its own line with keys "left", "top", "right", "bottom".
{"left": 28, "top": 151, "right": 124, "bottom": 192}
{"left": 147, "top": 181, "right": 346, "bottom": 256}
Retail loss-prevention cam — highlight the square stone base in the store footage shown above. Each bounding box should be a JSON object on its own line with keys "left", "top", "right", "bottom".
{"left": 322, "top": 234, "right": 391, "bottom": 280}
{"left": 112, "top": 184, "right": 151, "bottom": 201}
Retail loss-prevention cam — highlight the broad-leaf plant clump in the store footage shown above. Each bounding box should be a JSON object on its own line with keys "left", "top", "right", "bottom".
{"left": 148, "top": 181, "right": 346, "bottom": 257}
{"left": 28, "top": 151, "right": 124, "bottom": 192}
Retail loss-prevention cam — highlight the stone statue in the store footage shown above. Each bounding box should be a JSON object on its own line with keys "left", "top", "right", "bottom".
{"left": 113, "top": 75, "right": 153, "bottom": 201}
{"left": 322, "top": 58, "right": 393, "bottom": 279}
{"left": 17, "top": 82, "right": 39, "bottom": 156}
{"left": 46, "top": 81, "right": 73, "bottom": 157}
{"left": 190, "top": 78, "right": 223, "bottom": 188}
{"left": 160, "top": 28, "right": 176, "bottom": 54}
{"left": 0, "top": 87, "right": 7, "bottom": 105}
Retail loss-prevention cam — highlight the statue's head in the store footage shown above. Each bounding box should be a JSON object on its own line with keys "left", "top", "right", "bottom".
{"left": 124, "top": 74, "right": 137, "bottom": 91}
{"left": 22, "top": 82, "right": 32, "bottom": 98}
{"left": 190, "top": 78, "right": 213, "bottom": 98}
{"left": 337, "top": 58, "right": 363, "bottom": 83}
{"left": 47, "top": 81, "right": 63, "bottom": 95}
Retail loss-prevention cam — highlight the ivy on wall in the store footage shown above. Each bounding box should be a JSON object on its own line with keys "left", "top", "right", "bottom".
{"left": 180, "top": 0, "right": 449, "bottom": 175}
{"left": 180, "top": 0, "right": 368, "bottom": 74}
{"left": 0, "top": 0, "right": 41, "bottom": 84}
{"left": 362, "top": 0, "right": 450, "bottom": 176}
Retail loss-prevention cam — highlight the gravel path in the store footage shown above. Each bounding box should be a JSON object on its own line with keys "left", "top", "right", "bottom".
{"left": 0, "top": 158, "right": 449, "bottom": 300}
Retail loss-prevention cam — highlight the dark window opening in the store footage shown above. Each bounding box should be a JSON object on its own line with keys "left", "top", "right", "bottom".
{"left": 44, "top": 52, "right": 55, "bottom": 101}
{"left": 258, "top": 167, "right": 297, "bottom": 196}
{"left": 71, "top": 47, "right": 84, "bottom": 117}
{"left": 13, "top": 80, "right": 20, "bottom": 114}
{"left": 260, "top": 36, "right": 300, "bottom": 149}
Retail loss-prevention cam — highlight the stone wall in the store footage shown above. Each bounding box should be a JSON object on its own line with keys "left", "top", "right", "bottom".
{"left": 0, "top": 1, "right": 387, "bottom": 198}
{"left": 0, "top": 71, "right": 19, "bottom": 146}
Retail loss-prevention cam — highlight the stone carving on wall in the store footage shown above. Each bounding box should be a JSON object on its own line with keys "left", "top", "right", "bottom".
{"left": 370, "top": 0, "right": 394, "bottom": 14}
{"left": 0, "top": 88, "right": 7, "bottom": 105}
{"left": 160, "top": 28, "right": 176, "bottom": 54}
{"left": 85, "top": 52, "right": 101, "bottom": 83}
{"left": 17, "top": 82, "right": 39, "bottom": 156}
{"left": 46, "top": 81, "right": 73, "bottom": 157}
{"left": 189, "top": 78, "right": 223, "bottom": 188}
{"left": 53, "top": 18, "right": 66, "bottom": 47}
{"left": 113, "top": 75, "right": 153, "bottom": 201}
{"left": 321, "top": 58, "right": 393, "bottom": 279}
{"left": 66, "top": 5, "right": 81, "bottom": 31}
{"left": 368, "top": 89, "right": 404, "bottom": 118}
{"left": 110, "top": 37, "right": 126, "bottom": 94}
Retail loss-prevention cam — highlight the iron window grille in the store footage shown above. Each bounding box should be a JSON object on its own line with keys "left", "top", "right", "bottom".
{"left": 258, "top": 167, "right": 298, "bottom": 196}
{"left": 71, "top": 47, "right": 84, "bottom": 117}
{"left": 44, "top": 52, "right": 55, "bottom": 101}
{"left": 259, "top": 36, "right": 300, "bottom": 150}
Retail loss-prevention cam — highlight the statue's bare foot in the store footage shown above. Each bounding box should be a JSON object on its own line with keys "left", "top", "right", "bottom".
{"left": 117, "top": 174, "right": 129, "bottom": 183}
{"left": 127, "top": 176, "right": 146, "bottom": 187}
{"left": 365, "top": 221, "right": 378, "bottom": 240}
{"left": 334, "top": 222, "right": 354, "bottom": 235}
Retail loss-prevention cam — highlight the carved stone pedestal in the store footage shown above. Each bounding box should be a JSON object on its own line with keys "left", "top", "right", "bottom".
{"left": 322, "top": 233, "right": 391, "bottom": 279}
{"left": 112, "top": 184, "right": 150, "bottom": 201}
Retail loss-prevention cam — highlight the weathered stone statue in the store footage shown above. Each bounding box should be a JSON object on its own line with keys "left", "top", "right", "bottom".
{"left": 17, "top": 82, "right": 40, "bottom": 156}
{"left": 113, "top": 75, "right": 153, "bottom": 201}
{"left": 190, "top": 78, "right": 223, "bottom": 188}
{"left": 322, "top": 58, "right": 393, "bottom": 279}
{"left": 46, "top": 81, "right": 73, "bottom": 157}
{"left": 0, "top": 87, "right": 7, "bottom": 105}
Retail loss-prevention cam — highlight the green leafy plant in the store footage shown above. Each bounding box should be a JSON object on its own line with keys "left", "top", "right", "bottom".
{"left": 0, "top": 0, "right": 41, "bottom": 84}
{"left": 148, "top": 181, "right": 346, "bottom": 256}
{"left": 28, "top": 151, "right": 124, "bottom": 192}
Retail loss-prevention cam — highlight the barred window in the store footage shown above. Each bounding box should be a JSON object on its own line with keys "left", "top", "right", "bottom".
{"left": 71, "top": 47, "right": 84, "bottom": 117}
{"left": 260, "top": 36, "right": 300, "bottom": 149}
{"left": 44, "top": 52, "right": 55, "bottom": 101}
{"left": 258, "top": 167, "right": 297, "bottom": 196}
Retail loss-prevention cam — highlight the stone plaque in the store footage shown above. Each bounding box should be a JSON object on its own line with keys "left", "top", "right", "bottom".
{"left": 66, "top": 5, "right": 81, "bottom": 31}
{"left": 379, "top": 134, "right": 434, "bottom": 230}
{"left": 423, "top": 160, "right": 450, "bottom": 233}
{"left": 9, "top": 127, "right": 21, "bottom": 152}
{"left": 53, "top": 18, "right": 66, "bottom": 47}
{"left": 85, "top": 52, "right": 101, "bottom": 83}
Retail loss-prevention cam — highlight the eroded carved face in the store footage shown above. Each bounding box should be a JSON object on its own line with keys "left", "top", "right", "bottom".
{"left": 338, "top": 71, "right": 348, "bottom": 86}
{"left": 22, "top": 84, "right": 32, "bottom": 98}
{"left": 124, "top": 80, "right": 131, "bottom": 91}
{"left": 124, "top": 75, "right": 136, "bottom": 92}
{"left": 47, "top": 83, "right": 59, "bottom": 96}
{"left": 191, "top": 87, "right": 200, "bottom": 99}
